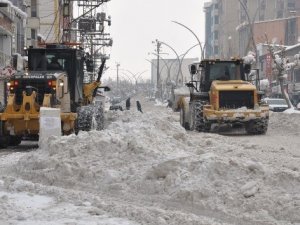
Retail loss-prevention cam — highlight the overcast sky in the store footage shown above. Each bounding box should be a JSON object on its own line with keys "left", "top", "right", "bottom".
{"left": 104, "top": 0, "right": 208, "bottom": 81}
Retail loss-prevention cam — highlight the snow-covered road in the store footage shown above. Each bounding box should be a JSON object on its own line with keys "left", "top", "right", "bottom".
{"left": 0, "top": 96, "right": 299, "bottom": 225}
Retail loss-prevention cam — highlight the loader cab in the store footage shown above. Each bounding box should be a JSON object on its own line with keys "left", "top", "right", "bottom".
{"left": 28, "top": 45, "right": 85, "bottom": 112}
{"left": 188, "top": 59, "right": 246, "bottom": 93}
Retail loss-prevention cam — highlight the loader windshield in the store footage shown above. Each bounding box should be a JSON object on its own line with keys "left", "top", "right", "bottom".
{"left": 29, "top": 51, "right": 70, "bottom": 71}
{"left": 208, "top": 62, "right": 242, "bottom": 81}
{"left": 199, "top": 60, "right": 246, "bottom": 92}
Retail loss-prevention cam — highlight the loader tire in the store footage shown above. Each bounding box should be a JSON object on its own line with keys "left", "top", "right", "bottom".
{"left": 93, "top": 103, "right": 104, "bottom": 130}
{"left": 9, "top": 136, "right": 22, "bottom": 146}
{"left": 75, "top": 104, "right": 104, "bottom": 134}
{"left": 0, "top": 136, "right": 9, "bottom": 148}
{"left": 193, "top": 101, "right": 211, "bottom": 132}
{"left": 180, "top": 107, "right": 190, "bottom": 130}
{"left": 245, "top": 118, "right": 268, "bottom": 135}
{"left": 0, "top": 121, "right": 8, "bottom": 148}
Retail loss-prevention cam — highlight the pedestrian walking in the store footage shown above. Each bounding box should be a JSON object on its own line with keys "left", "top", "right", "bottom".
{"left": 136, "top": 100, "right": 143, "bottom": 113}
{"left": 126, "top": 97, "right": 131, "bottom": 110}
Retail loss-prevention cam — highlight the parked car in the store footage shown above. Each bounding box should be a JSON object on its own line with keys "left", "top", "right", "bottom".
{"left": 110, "top": 97, "right": 122, "bottom": 105}
{"left": 109, "top": 105, "right": 123, "bottom": 111}
{"left": 262, "top": 98, "right": 289, "bottom": 112}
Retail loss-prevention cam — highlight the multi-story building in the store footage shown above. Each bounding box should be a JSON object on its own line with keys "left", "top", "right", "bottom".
{"left": 0, "top": 0, "right": 26, "bottom": 104}
{"left": 204, "top": 0, "right": 241, "bottom": 59}
{"left": 238, "top": 0, "right": 300, "bottom": 56}
{"left": 204, "top": 0, "right": 300, "bottom": 58}
{"left": 24, "top": 0, "right": 74, "bottom": 48}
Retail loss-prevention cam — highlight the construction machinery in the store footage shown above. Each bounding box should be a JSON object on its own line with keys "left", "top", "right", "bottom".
{"left": 178, "top": 58, "right": 269, "bottom": 134}
{"left": 0, "top": 44, "right": 109, "bottom": 148}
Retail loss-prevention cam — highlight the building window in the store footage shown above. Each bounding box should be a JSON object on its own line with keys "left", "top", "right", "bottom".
{"left": 214, "top": 15, "right": 219, "bottom": 24}
{"left": 276, "top": 0, "right": 284, "bottom": 18}
{"left": 214, "top": 3, "right": 218, "bottom": 9}
{"left": 260, "top": 0, "right": 266, "bottom": 10}
{"left": 287, "top": 0, "right": 295, "bottom": 8}
{"left": 258, "top": 0, "right": 266, "bottom": 21}
{"left": 277, "top": 10, "right": 283, "bottom": 18}
{"left": 214, "top": 31, "right": 219, "bottom": 39}
{"left": 31, "top": 0, "right": 37, "bottom": 17}
{"left": 214, "top": 46, "right": 219, "bottom": 55}
{"left": 294, "top": 69, "right": 300, "bottom": 83}
{"left": 31, "top": 29, "right": 36, "bottom": 39}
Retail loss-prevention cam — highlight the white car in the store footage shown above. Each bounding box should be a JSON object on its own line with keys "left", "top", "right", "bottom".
{"left": 262, "top": 98, "right": 289, "bottom": 112}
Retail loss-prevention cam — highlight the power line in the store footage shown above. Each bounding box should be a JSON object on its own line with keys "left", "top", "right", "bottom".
{"left": 45, "top": 8, "right": 59, "bottom": 42}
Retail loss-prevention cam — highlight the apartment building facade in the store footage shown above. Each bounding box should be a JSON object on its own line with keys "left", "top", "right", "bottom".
{"left": 204, "top": 0, "right": 300, "bottom": 58}
{"left": 25, "top": 0, "right": 65, "bottom": 47}
{"left": 0, "top": 0, "right": 27, "bottom": 104}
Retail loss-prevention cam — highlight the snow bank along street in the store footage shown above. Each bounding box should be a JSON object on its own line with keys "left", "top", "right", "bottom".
{"left": 0, "top": 98, "right": 300, "bottom": 225}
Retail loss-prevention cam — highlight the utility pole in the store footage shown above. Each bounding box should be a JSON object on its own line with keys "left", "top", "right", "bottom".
{"left": 116, "top": 62, "right": 120, "bottom": 91}
{"left": 154, "top": 39, "right": 162, "bottom": 99}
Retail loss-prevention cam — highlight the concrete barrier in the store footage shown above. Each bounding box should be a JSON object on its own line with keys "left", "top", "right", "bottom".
{"left": 39, "top": 107, "right": 61, "bottom": 148}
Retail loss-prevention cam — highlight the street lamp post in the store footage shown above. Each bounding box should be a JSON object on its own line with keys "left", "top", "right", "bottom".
{"left": 172, "top": 20, "right": 204, "bottom": 59}
{"left": 159, "top": 41, "right": 182, "bottom": 86}
{"left": 116, "top": 62, "right": 120, "bottom": 91}
{"left": 145, "top": 59, "right": 169, "bottom": 95}
{"left": 119, "top": 72, "right": 134, "bottom": 85}
{"left": 152, "top": 39, "right": 162, "bottom": 99}
{"left": 178, "top": 43, "right": 199, "bottom": 83}
{"left": 121, "top": 69, "right": 148, "bottom": 92}
{"left": 150, "top": 53, "right": 171, "bottom": 86}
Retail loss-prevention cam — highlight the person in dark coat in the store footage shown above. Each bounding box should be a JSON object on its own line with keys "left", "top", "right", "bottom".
{"left": 136, "top": 100, "right": 143, "bottom": 113}
{"left": 126, "top": 97, "right": 131, "bottom": 110}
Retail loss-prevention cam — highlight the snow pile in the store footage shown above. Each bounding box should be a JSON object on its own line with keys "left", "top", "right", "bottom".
{"left": 174, "top": 86, "right": 190, "bottom": 95}
{"left": 0, "top": 100, "right": 300, "bottom": 224}
{"left": 9, "top": 110, "right": 190, "bottom": 191}
{"left": 283, "top": 108, "right": 300, "bottom": 114}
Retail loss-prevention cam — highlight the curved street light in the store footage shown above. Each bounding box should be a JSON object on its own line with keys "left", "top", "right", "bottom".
{"left": 145, "top": 59, "right": 169, "bottom": 85}
{"left": 149, "top": 53, "right": 174, "bottom": 100}
{"left": 150, "top": 52, "right": 171, "bottom": 82}
{"left": 172, "top": 20, "right": 204, "bottom": 59}
{"left": 179, "top": 43, "right": 200, "bottom": 83}
{"left": 159, "top": 40, "right": 183, "bottom": 86}
{"left": 119, "top": 72, "right": 134, "bottom": 84}
{"left": 121, "top": 69, "right": 148, "bottom": 92}
{"left": 122, "top": 69, "right": 147, "bottom": 81}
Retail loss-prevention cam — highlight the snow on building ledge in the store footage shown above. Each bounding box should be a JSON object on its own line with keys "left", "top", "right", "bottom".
{"left": 0, "top": 0, "right": 27, "bottom": 19}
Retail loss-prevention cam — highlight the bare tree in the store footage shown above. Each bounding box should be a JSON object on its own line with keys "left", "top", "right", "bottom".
{"left": 264, "top": 34, "right": 299, "bottom": 109}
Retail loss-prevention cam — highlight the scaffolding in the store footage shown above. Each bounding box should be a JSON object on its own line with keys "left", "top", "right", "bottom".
{"left": 62, "top": 0, "right": 112, "bottom": 81}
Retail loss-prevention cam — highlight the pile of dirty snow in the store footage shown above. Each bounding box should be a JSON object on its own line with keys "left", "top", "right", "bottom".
{"left": 0, "top": 101, "right": 299, "bottom": 224}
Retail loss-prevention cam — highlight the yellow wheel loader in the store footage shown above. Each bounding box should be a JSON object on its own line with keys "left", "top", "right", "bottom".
{"left": 0, "top": 44, "right": 109, "bottom": 148}
{"left": 178, "top": 59, "right": 269, "bottom": 134}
